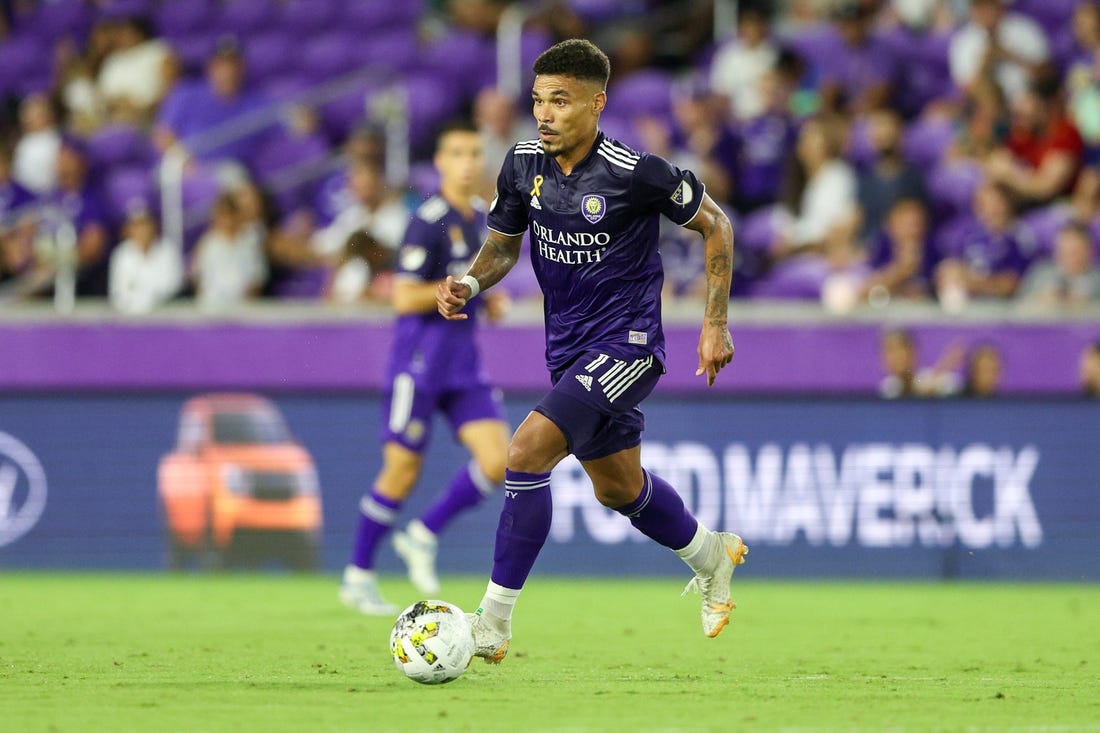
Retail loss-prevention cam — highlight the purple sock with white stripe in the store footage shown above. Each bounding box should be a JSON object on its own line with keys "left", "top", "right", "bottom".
{"left": 420, "top": 461, "right": 499, "bottom": 535}
{"left": 350, "top": 488, "right": 401, "bottom": 570}
{"left": 614, "top": 470, "right": 698, "bottom": 550}
{"left": 489, "top": 469, "right": 553, "bottom": 590}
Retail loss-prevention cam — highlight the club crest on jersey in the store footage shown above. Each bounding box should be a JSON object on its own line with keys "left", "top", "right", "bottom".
{"left": 580, "top": 194, "right": 606, "bottom": 224}
{"left": 670, "top": 180, "right": 694, "bottom": 207}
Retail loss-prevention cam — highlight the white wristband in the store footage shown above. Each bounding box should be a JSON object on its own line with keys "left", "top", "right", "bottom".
{"left": 458, "top": 274, "right": 480, "bottom": 299}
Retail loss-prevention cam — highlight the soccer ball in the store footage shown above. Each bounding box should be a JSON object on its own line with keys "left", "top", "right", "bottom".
{"left": 389, "top": 600, "right": 474, "bottom": 685}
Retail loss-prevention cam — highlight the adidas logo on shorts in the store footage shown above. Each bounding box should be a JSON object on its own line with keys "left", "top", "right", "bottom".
{"left": 575, "top": 374, "right": 593, "bottom": 391}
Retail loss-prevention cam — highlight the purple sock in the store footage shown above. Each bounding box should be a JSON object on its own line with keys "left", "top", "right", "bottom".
{"left": 614, "top": 470, "right": 698, "bottom": 550}
{"left": 489, "top": 469, "right": 553, "bottom": 590}
{"left": 350, "top": 489, "right": 401, "bottom": 570}
{"left": 420, "top": 461, "right": 498, "bottom": 535}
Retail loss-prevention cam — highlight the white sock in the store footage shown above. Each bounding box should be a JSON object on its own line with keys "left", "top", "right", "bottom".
{"left": 407, "top": 519, "right": 437, "bottom": 544}
{"left": 479, "top": 581, "right": 521, "bottom": 622}
{"left": 343, "top": 565, "right": 376, "bottom": 583}
{"left": 673, "top": 522, "right": 717, "bottom": 574}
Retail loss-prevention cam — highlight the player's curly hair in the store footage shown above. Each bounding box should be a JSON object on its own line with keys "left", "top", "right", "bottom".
{"left": 532, "top": 39, "right": 611, "bottom": 89}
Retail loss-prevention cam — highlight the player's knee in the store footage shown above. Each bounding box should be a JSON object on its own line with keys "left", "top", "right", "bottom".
{"left": 507, "top": 437, "right": 554, "bottom": 474}
{"left": 592, "top": 481, "right": 637, "bottom": 508}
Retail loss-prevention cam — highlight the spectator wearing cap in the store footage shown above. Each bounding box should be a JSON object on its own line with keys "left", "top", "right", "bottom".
{"left": 819, "top": 0, "right": 898, "bottom": 115}
{"left": 949, "top": 0, "right": 1050, "bottom": 104}
{"left": 1016, "top": 222, "right": 1100, "bottom": 307}
{"left": 985, "top": 79, "right": 1084, "bottom": 206}
{"left": 97, "top": 14, "right": 176, "bottom": 126}
{"left": 935, "top": 181, "right": 1035, "bottom": 305}
{"left": 709, "top": 2, "right": 778, "bottom": 123}
{"left": 44, "top": 138, "right": 111, "bottom": 296}
{"left": 153, "top": 37, "right": 270, "bottom": 173}
{"left": 108, "top": 206, "right": 183, "bottom": 314}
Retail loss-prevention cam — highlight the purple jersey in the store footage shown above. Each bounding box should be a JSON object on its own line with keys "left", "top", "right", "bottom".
{"left": 388, "top": 196, "right": 489, "bottom": 390}
{"left": 938, "top": 215, "right": 1035, "bottom": 276}
{"left": 736, "top": 113, "right": 796, "bottom": 209}
{"left": 488, "top": 132, "right": 704, "bottom": 372}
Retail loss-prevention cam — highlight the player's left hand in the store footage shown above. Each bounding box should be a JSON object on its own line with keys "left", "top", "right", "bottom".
{"left": 696, "top": 323, "right": 734, "bottom": 387}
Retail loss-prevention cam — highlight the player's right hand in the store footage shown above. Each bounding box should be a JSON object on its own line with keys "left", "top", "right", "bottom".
{"left": 437, "top": 276, "right": 471, "bottom": 320}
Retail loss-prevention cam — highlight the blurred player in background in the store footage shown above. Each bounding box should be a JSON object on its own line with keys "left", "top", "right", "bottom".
{"left": 340, "top": 121, "right": 510, "bottom": 615}
{"left": 437, "top": 40, "right": 745, "bottom": 663}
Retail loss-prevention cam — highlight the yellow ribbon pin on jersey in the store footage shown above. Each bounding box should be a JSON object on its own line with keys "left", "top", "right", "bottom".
{"left": 530, "top": 175, "right": 544, "bottom": 197}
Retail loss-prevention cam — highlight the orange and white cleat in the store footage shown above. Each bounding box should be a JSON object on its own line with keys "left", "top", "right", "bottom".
{"left": 682, "top": 532, "right": 749, "bottom": 638}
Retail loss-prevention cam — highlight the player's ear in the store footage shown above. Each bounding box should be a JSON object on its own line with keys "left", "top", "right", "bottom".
{"left": 591, "top": 90, "right": 606, "bottom": 117}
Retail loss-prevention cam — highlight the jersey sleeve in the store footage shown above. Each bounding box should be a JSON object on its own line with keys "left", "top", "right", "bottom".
{"left": 486, "top": 146, "right": 529, "bottom": 235}
{"left": 395, "top": 215, "right": 443, "bottom": 281}
{"left": 631, "top": 154, "right": 705, "bottom": 227}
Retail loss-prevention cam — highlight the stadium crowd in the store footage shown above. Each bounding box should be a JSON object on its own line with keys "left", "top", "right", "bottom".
{"left": 0, "top": 0, "right": 1098, "bottom": 314}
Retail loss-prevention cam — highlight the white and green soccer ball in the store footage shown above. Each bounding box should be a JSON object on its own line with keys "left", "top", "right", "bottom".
{"left": 389, "top": 600, "right": 474, "bottom": 685}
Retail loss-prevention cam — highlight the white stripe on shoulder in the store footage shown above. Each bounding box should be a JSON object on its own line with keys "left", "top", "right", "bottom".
{"left": 598, "top": 142, "right": 639, "bottom": 168}
{"left": 597, "top": 148, "right": 637, "bottom": 171}
{"left": 514, "top": 139, "right": 543, "bottom": 155}
{"left": 416, "top": 196, "right": 449, "bottom": 223}
{"left": 600, "top": 139, "right": 640, "bottom": 161}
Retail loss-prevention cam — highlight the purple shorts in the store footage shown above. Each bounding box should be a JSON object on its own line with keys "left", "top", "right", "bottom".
{"left": 381, "top": 374, "right": 505, "bottom": 453}
{"left": 534, "top": 350, "right": 662, "bottom": 462}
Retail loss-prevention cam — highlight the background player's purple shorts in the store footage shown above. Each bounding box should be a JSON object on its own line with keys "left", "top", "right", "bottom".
{"left": 534, "top": 350, "right": 662, "bottom": 462}
{"left": 381, "top": 374, "right": 505, "bottom": 452}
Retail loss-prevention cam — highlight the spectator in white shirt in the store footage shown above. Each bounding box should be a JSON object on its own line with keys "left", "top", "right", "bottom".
{"left": 191, "top": 192, "right": 267, "bottom": 310}
{"left": 309, "top": 157, "right": 407, "bottom": 264}
{"left": 97, "top": 15, "right": 175, "bottom": 125}
{"left": 775, "top": 116, "right": 859, "bottom": 256}
{"left": 108, "top": 207, "right": 183, "bottom": 313}
{"left": 949, "top": 0, "right": 1050, "bottom": 103}
{"left": 709, "top": 3, "right": 778, "bottom": 122}
{"left": 12, "top": 94, "right": 61, "bottom": 195}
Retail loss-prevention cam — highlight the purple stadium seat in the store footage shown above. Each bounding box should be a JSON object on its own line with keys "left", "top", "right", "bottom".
{"left": 569, "top": 0, "right": 627, "bottom": 23}
{"left": 248, "top": 129, "right": 331, "bottom": 212}
{"left": 782, "top": 23, "right": 838, "bottom": 71}
{"left": 278, "top": 0, "right": 344, "bottom": 35}
{"left": 1020, "top": 204, "right": 1073, "bottom": 258}
{"left": 244, "top": 31, "right": 296, "bottom": 83}
{"left": 0, "top": 36, "right": 41, "bottom": 94}
{"left": 169, "top": 33, "right": 218, "bottom": 73}
{"left": 156, "top": 0, "right": 216, "bottom": 36}
{"left": 300, "top": 32, "right": 361, "bottom": 81}
{"left": 738, "top": 208, "right": 781, "bottom": 253}
{"left": 421, "top": 31, "right": 496, "bottom": 97}
{"left": 747, "top": 255, "right": 830, "bottom": 300}
{"left": 1012, "top": 0, "right": 1077, "bottom": 36}
{"left": 598, "top": 113, "right": 643, "bottom": 151}
{"left": 403, "top": 73, "right": 463, "bottom": 148}
{"left": 903, "top": 116, "right": 956, "bottom": 170}
{"left": 341, "top": 1, "right": 424, "bottom": 33}
{"left": 357, "top": 30, "right": 422, "bottom": 73}
{"left": 103, "top": 166, "right": 156, "bottom": 224}
{"left": 86, "top": 124, "right": 155, "bottom": 172}
{"left": 19, "top": 1, "right": 94, "bottom": 42}
{"left": 926, "top": 160, "right": 983, "bottom": 219}
{"left": 608, "top": 70, "right": 675, "bottom": 119}
{"left": 319, "top": 82, "right": 382, "bottom": 144}
{"left": 259, "top": 74, "right": 311, "bottom": 104}
{"left": 1091, "top": 218, "right": 1100, "bottom": 258}
{"left": 272, "top": 267, "right": 329, "bottom": 299}
{"left": 407, "top": 162, "right": 440, "bottom": 197}
{"left": 220, "top": 0, "right": 279, "bottom": 35}
{"left": 99, "top": 0, "right": 155, "bottom": 19}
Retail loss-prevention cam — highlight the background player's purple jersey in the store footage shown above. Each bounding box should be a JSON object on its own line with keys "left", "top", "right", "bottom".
{"left": 488, "top": 132, "right": 704, "bottom": 373}
{"left": 388, "top": 196, "right": 490, "bottom": 390}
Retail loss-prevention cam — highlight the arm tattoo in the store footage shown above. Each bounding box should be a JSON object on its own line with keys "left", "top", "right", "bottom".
{"left": 465, "top": 230, "right": 523, "bottom": 292}
{"left": 688, "top": 198, "right": 734, "bottom": 327}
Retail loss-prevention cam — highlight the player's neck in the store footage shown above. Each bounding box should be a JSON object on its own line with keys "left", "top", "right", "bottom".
{"left": 440, "top": 183, "right": 474, "bottom": 218}
{"left": 552, "top": 129, "right": 599, "bottom": 176}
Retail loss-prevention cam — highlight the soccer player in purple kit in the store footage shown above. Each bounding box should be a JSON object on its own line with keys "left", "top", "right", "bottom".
{"left": 437, "top": 39, "right": 747, "bottom": 663}
{"left": 340, "top": 121, "right": 510, "bottom": 615}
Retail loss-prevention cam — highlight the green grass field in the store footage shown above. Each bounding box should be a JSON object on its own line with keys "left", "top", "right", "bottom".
{"left": 2, "top": 573, "right": 1098, "bottom": 733}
